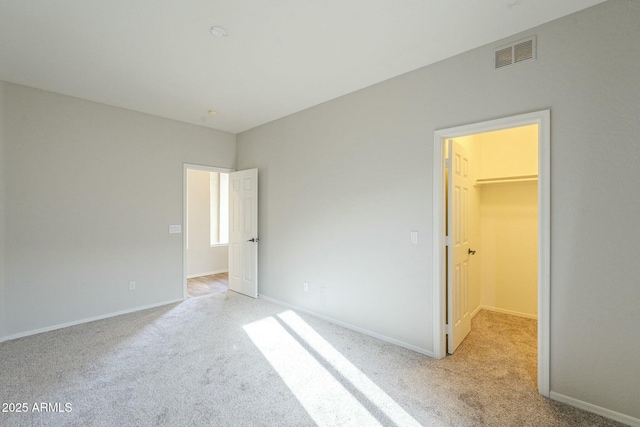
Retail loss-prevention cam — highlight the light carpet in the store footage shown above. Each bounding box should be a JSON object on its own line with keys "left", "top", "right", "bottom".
{"left": 0, "top": 292, "right": 625, "bottom": 427}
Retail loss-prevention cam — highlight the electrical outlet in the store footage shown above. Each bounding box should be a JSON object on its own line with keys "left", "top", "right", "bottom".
{"left": 303, "top": 282, "right": 309, "bottom": 292}
{"left": 129, "top": 281, "right": 136, "bottom": 291}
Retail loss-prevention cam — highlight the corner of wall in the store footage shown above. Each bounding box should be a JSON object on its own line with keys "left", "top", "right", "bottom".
{"left": 0, "top": 83, "right": 239, "bottom": 340}
{"left": 0, "top": 80, "right": 7, "bottom": 340}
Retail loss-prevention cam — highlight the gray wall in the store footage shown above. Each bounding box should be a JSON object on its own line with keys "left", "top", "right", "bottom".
{"left": 238, "top": 0, "right": 640, "bottom": 419}
{"left": 2, "top": 83, "right": 236, "bottom": 337}
{"left": 0, "top": 81, "right": 6, "bottom": 339}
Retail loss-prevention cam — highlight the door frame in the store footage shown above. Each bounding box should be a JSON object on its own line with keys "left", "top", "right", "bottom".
{"left": 182, "top": 163, "right": 234, "bottom": 300}
{"left": 432, "top": 110, "right": 551, "bottom": 397}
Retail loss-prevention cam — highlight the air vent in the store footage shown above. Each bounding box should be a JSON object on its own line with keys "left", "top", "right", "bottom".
{"left": 495, "top": 46, "right": 513, "bottom": 69}
{"left": 494, "top": 36, "right": 536, "bottom": 69}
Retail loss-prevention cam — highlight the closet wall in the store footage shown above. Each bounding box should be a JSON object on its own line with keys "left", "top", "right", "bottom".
{"left": 478, "top": 125, "right": 538, "bottom": 318}
{"left": 456, "top": 125, "right": 538, "bottom": 319}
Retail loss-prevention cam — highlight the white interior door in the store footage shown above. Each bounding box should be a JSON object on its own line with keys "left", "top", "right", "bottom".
{"left": 228, "top": 169, "right": 258, "bottom": 298}
{"left": 447, "top": 140, "right": 471, "bottom": 353}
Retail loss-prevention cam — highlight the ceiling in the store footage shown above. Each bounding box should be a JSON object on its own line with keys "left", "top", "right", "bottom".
{"left": 0, "top": 0, "right": 605, "bottom": 134}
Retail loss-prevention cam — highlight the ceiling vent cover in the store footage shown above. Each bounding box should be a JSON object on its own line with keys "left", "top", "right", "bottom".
{"left": 494, "top": 36, "right": 536, "bottom": 69}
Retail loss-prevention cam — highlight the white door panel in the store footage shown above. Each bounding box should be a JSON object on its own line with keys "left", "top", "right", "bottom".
{"left": 229, "top": 169, "right": 258, "bottom": 298}
{"left": 448, "top": 140, "right": 471, "bottom": 354}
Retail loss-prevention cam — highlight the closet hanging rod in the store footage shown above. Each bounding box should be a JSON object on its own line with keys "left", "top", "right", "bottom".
{"left": 475, "top": 174, "right": 538, "bottom": 186}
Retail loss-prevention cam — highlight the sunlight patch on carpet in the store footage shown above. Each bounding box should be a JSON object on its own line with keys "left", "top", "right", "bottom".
{"left": 244, "top": 316, "right": 382, "bottom": 427}
{"left": 277, "top": 310, "right": 422, "bottom": 427}
{"left": 244, "top": 311, "right": 423, "bottom": 427}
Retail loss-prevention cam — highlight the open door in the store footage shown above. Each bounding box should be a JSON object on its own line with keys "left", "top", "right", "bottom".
{"left": 447, "top": 140, "right": 471, "bottom": 353}
{"left": 434, "top": 110, "right": 550, "bottom": 394}
{"left": 228, "top": 169, "right": 258, "bottom": 298}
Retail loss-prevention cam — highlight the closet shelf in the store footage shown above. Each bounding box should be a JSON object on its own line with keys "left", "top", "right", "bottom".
{"left": 475, "top": 174, "right": 538, "bottom": 186}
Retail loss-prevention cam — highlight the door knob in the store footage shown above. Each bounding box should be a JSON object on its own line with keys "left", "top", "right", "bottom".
{"left": 468, "top": 248, "right": 476, "bottom": 255}
{"left": 247, "top": 238, "right": 260, "bottom": 243}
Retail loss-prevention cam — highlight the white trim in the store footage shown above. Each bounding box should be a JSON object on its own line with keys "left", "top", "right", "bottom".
{"left": 183, "top": 163, "right": 234, "bottom": 300}
{"left": 478, "top": 305, "right": 538, "bottom": 320}
{"left": 258, "top": 294, "right": 434, "bottom": 358}
{"left": 0, "top": 298, "right": 183, "bottom": 343}
{"left": 470, "top": 305, "right": 483, "bottom": 319}
{"left": 184, "top": 163, "right": 232, "bottom": 174}
{"left": 432, "top": 110, "right": 551, "bottom": 398}
{"left": 550, "top": 392, "right": 640, "bottom": 427}
{"left": 186, "top": 269, "right": 228, "bottom": 279}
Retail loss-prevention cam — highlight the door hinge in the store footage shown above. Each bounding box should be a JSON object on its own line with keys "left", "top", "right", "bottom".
{"left": 446, "top": 157, "right": 451, "bottom": 168}
{"left": 445, "top": 236, "right": 451, "bottom": 246}
{"left": 446, "top": 324, "right": 452, "bottom": 335}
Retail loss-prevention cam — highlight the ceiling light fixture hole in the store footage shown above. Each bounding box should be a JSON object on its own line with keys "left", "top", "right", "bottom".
{"left": 210, "top": 26, "right": 227, "bottom": 38}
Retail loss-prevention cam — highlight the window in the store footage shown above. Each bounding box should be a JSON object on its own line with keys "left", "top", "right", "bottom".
{"left": 210, "top": 172, "right": 229, "bottom": 246}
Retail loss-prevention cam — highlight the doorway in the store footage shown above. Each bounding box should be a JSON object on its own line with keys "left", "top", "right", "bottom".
{"left": 432, "top": 110, "right": 551, "bottom": 397}
{"left": 183, "top": 164, "right": 233, "bottom": 300}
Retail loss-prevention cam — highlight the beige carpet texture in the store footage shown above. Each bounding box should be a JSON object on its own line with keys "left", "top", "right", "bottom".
{"left": 0, "top": 292, "right": 626, "bottom": 427}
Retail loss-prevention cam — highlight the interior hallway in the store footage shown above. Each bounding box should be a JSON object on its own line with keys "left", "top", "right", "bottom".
{"left": 187, "top": 272, "right": 229, "bottom": 298}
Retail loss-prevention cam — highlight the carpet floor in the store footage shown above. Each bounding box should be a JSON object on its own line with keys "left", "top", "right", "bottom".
{"left": 0, "top": 292, "right": 625, "bottom": 427}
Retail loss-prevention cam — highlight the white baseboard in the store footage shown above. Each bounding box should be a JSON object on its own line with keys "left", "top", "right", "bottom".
{"left": 0, "top": 298, "right": 184, "bottom": 343}
{"left": 187, "top": 269, "right": 228, "bottom": 279}
{"left": 550, "top": 392, "right": 639, "bottom": 427}
{"left": 258, "top": 294, "right": 434, "bottom": 358}
{"left": 479, "top": 305, "right": 537, "bottom": 320}
{"left": 471, "top": 305, "right": 483, "bottom": 318}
